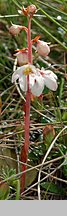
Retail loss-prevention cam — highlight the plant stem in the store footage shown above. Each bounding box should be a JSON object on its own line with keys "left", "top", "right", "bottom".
{"left": 20, "top": 17, "right": 32, "bottom": 192}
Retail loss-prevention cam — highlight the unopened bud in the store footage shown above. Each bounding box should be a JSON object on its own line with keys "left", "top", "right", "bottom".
{"left": 14, "top": 50, "right": 28, "bottom": 66}
{"left": 28, "top": 4, "right": 37, "bottom": 15}
{"left": 37, "top": 40, "right": 50, "bottom": 57}
{"left": 9, "top": 24, "right": 22, "bottom": 36}
{"left": 22, "top": 4, "right": 37, "bottom": 17}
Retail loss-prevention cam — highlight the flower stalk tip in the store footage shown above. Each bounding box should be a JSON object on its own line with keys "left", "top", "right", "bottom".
{"left": 22, "top": 4, "right": 37, "bottom": 17}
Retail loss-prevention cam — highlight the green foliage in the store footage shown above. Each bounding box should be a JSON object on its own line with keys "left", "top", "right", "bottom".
{"left": 1, "top": 167, "right": 20, "bottom": 200}
{"left": 63, "top": 164, "right": 67, "bottom": 178}
{"left": 0, "top": 182, "right": 10, "bottom": 200}
{"left": 41, "top": 181, "right": 66, "bottom": 196}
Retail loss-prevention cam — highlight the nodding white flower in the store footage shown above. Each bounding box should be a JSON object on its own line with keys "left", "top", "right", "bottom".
{"left": 14, "top": 50, "right": 28, "bottom": 66}
{"left": 12, "top": 64, "right": 58, "bottom": 96}
{"left": 37, "top": 40, "right": 50, "bottom": 57}
{"left": 41, "top": 68, "right": 58, "bottom": 91}
{"left": 9, "top": 24, "right": 23, "bottom": 36}
{"left": 12, "top": 64, "right": 45, "bottom": 96}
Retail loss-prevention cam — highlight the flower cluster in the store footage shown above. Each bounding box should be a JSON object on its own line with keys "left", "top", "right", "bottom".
{"left": 9, "top": 4, "right": 58, "bottom": 97}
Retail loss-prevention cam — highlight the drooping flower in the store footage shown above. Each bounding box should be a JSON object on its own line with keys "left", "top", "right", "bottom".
{"left": 14, "top": 49, "right": 28, "bottom": 66}
{"left": 41, "top": 68, "right": 58, "bottom": 91}
{"left": 9, "top": 24, "right": 27, "bottom": 36}
{"left": 12, "top": 64, "right": 45, "bottom": 96}
{"left": 37, "top": 40, "right": 50, "bottom": 57}
{"left": 12, "top": 64, "right": 58, "bottom": 96}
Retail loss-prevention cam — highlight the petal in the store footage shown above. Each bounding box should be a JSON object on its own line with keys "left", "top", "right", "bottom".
{"left": 12, "top": 64, "right": 34, "bottom": 83}
{"left": 29, "top": 64, "right": 37, "bottom": 74}
{"left": 44, "top": 76, "right": 57, "bottom": 91}
{"left": 41, "top": 68, "right": 57, "bottom": 80}
{"left": 19, "top": 76, "right": 27, "bottom": 92}
{"left": 30, "top": 74, "right": 45, "bottom": 96}
{"left": 29, "top": 74, "right": 35, "bottom": 88}
{"left": 12, "top": 66, "right": 25, "bottom": 83}
{"left": 44, "top": 70, "right": 57, "bottom": 80}
{"left": 41, "top": 69, "right": 58, "bottom": 91}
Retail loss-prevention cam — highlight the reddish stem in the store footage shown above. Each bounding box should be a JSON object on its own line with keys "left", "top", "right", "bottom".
{"left": 20, "top": 17, "right": 32, "bottom": 192}
{"left": 27, "top": 17, "right": 32, "bottom": 64}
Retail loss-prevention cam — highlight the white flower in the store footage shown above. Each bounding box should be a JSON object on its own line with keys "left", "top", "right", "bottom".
{"left": 9, "top": 24, "right": 22, "bottom": 36}
{"left": 14, "top": 50, "right": 28, "bottom": 66}
{"left": 12, "top": 64, "right": 45, "bottom": 96}
{"left": 41, "top": 68, "right": 58, "bottom": 91}
{"left": 37, "top": 40, "right": 50, "bottom": 57}
{"left": 12, "top": 64, "right": 58, "bottom": 97}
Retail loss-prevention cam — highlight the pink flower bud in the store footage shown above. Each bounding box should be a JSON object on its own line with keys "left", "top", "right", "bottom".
{"left": 37, "top": 40, "right": 50, "bottom": 57}
{"left": 28, "top": 4, "right": 37, "bottom": 15}
{"left": 14, "top": 50, "right": 28, "bottom": 66}
{"left": 22, "top": 5, "right": 37, "bottom": 16}
{"left": 9, "top": 24, "right": 22, "bottom": 36}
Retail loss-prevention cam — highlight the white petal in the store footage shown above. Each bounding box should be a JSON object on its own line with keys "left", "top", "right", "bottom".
{"left": 12, "top": 64, "right": 37, "bottom": 84}
{"left": 19, "top": 76, "right": 27, "bottom": 92}
{"left": 31, "top": 74, "right": 45, "bottom": 96}
{"left": 44, "top": 76, "right": 57, "bottom": 91}
{"left": 41, "top": 68, "right": 57, "bottom": 80}
{"left": 45, "top": 70, "right": 57, "bottom": 80}
{"left": 12, "top": 67, "right": 23, "bottom": 83}
{"left": 29, "top": 74, "right": 35, "bottom": 88}
{"left": 29, "top": 64, "right": 37, "bottom": 74}
{"left": 41, "top": 68, "right": 58, "bottom": 91}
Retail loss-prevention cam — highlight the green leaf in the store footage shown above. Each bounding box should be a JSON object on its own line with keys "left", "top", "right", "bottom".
{"left": 25, "top": 167, "right": 37, "bottom": 188}
{"left": 41, "top": 182, "right": 65, "bottom": 195}
{"left": 63, "top": 164, "right": 67, "bottom": 178}
{"left": 15, "top": 179, "right": 20, "bottom": 200}
{"left": 0, "top": 182, "right": 10, "bottom": 200}
{"left": 62, "top": 112, "right": 67, "bottom": 121}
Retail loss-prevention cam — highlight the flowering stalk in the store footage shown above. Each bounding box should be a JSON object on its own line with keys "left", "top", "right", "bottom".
{"left": 20, "top": 17, "right": 32, "bottom": 192}
{"left": 9, "top": 4, "right": 58, "bottom": 194}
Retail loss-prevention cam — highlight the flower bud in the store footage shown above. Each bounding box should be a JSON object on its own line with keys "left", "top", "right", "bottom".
{"left": 37, "top": 40, "right": 50, "bottom": 57}
{"left": 14, "top": 50, "right": 28, "bottom": 66}
{"left": 28, "top": 4, "right": 37, "bottom": 15}
{"left": 22, "top": 5, "right": 37, "bottom": 16}
{"left": 9, "top": 24, "right": 23, "bottom": 36}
